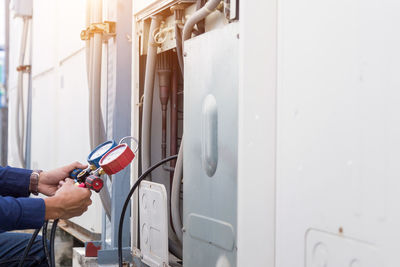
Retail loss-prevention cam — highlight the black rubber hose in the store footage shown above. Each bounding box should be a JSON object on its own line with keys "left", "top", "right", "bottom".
{"left": 42, "top": 220, "right": 51, "bottom": 266}
{"left": 50, "top": 219, "right": 59, "bottom": 267}
{"left": 118, "top": 154, "right": 178, "bottom": 267}
{"left": 18, "top": 228, "right": 40, "bottom": 267}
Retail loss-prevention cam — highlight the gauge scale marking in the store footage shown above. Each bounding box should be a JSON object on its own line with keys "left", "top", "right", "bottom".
{"left": 87, "top": 140, "right": 117, "bottom": 168}
{"left": 91, "top": 142, "right": 114, "bottom": 159}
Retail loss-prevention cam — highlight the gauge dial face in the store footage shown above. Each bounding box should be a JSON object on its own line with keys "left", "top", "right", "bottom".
{"left": 90, "top": 142, "right": 114, "bottom": 159}
{"left": 101, "top": 146, "right": 126, "bottom": 164}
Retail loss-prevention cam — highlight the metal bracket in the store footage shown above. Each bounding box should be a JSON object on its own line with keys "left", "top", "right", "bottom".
{"left": 16, "top": 65, "right": 31, "bottom": 73}
{"left": 80, "top": 21, "right": 116, "bottom": 41}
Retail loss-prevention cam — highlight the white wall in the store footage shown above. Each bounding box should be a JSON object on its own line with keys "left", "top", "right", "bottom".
{"left": 8, "top": 0, "right": 102, "bottom": 233}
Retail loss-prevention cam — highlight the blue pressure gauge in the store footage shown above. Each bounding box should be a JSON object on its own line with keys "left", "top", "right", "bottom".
{"left": 87, "top": 140, "right": 117, "bottom": 168}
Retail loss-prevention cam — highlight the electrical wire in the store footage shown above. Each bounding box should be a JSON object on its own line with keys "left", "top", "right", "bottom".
{"left": 50, "top": 219, "right": 59, "bottom": 267}
{"left": 17, "top": 228, "right": 40, "bottom": 267}
{"left": 118, "top": 154, "right": 178, "bottom": 267}
{"left": 42, "top": 220, "right": 51, "bottom": 266}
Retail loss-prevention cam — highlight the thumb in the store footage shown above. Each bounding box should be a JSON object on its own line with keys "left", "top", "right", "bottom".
{"left": 64, "top": 178, "right": 75, "bottom": 185}
{"left": 69, "top": 161, "right": 88, "bottom": 170}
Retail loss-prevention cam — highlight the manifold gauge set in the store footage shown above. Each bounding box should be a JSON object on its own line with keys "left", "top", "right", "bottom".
{"left": 70, "top": 136, "right": 139, "bottom": 192}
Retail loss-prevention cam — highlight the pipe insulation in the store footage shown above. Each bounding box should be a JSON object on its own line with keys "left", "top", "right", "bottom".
{"left": 173, "top": 7, "right": 184, "bottom": 75}
{"left": 86, "top": 0, "right": 111, "bottom": 219}
{"left": 85, "top": 0, "right": 92, "bottom": 86}
{"left": 182, "top": 0, "right": 222, "bottom": 41}
{"left": 15, "top": 17, "right": 30, "bottom": 168}
{"left": 89, "top": 0, "right": 106, "bottom": 150}
{"left": 141, "top": 16, "right": 162, "bottom": 179}
{"left": 171, "top": 138, "right": 183, "bottom": 243}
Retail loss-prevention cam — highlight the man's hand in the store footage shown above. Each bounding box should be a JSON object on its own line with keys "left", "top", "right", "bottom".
{"left": 38, "top": 161, "right": 87, "bottom": 196}
{"left": 44, "top": 178, "right": 92, "bottom": 220}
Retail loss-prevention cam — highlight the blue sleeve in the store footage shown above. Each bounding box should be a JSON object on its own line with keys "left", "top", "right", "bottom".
{"left": 0, "top": 166, "right": 32, "bottom": 197}
{"left": 0, "top": 196, "right": 45, "bottom": 231}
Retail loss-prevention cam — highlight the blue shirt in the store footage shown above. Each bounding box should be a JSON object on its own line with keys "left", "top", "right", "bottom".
{"left": 0, "top": 166, "right": 45, "bottom": 231}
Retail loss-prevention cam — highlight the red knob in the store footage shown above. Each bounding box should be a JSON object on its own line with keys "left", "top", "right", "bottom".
{"left": 85, "top": 175, "right": 104, "bottom": 193}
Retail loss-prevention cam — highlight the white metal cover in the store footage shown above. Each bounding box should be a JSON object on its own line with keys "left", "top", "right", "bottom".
{"left": 183, "top": 22, "right": 239, "bottom": 267}
{"left": 139, "top": 181, "right": 169, "bottom": 267}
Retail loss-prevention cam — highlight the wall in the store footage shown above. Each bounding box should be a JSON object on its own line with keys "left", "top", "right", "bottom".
{"left": 8, "top": 0, "right": 103, "bottom": 233}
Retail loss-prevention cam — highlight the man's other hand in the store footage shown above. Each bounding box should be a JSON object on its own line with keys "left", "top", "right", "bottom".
{"left": 38, "top": 161, "right": 87, "bottom": 196}
{"left": 44, "top": 178, "right": 92, "bottom": 220}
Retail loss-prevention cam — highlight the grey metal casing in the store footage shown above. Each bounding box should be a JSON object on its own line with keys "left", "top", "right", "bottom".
{"left": 183, "top": 22, "right": 239, "bottom": 267}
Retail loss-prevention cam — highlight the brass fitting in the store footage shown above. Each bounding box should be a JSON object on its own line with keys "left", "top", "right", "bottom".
{"left": 80, "top": 21, "right": 116, "bottom": 41}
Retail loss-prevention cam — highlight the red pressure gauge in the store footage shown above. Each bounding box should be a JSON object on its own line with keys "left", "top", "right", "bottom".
{"left": 99, "top": 144, "right": 135, "bottom": 175}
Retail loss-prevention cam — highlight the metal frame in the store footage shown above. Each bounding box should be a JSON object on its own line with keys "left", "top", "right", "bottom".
{"left": 97, "top": 0, "right": 133, "bottom": 264}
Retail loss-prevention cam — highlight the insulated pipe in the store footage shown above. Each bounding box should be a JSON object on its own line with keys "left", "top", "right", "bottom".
{"left": 182, "top": 0, "right": 221, "bottom": 42}
{"left": 89, "top": 0, "right": 106, "bottom": 150}
{"left": 194, "top": 0, "right": 206, "bottom": 36}
{"left": 172, "top": 6, "right": 184, "bottom": 75}
{"left": 15, "top": 17, "right": 29, "bottom": 168}
{"left": 141, "top": 16, "right": 162, "bottom": 179}
{"left": 85, "top": 0, "right": 91, "bottom": 85}
{"left": 24, "top": 44, "right": 32, "bottom": 169}
{"left": 171, "top": 138, "right": 183, "bottom": 243}
{"left": 86, "top": 0, "right": 111, "bottom": 219}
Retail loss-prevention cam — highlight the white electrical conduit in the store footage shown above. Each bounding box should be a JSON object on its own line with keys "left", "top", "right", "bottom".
{"left": 141, "top": 16, "right": 162, "bottom": 180}
{"left": 85, "top": 0, "right": 111, "bottom": 219}
{"left": 171, "top": 0, "right": 222, "bottom": 245}
{"left": 171, "top": 137, "right": 183, "bottom": 243}
{"left": 182, "top": 0, "right": 221, "bottom": 42}
{"left": 15, "top": 17, "right": 30, "bottom": 168}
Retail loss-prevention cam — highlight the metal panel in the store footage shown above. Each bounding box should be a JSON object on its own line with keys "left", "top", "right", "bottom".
{"left": 183, "top": 22, "right": 239, "bottom": 267}
{"left": 236, "top": 1, "right": 277, "bottom": 266}
{"left": 98, "top": 0, "right": 132, "bottom": 264}
{"left": 277, "top": 0, "right": 400, "bottom": 266}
